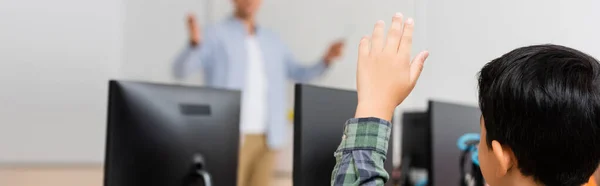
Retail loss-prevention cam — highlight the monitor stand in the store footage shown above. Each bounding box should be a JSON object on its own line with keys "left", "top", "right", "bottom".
{"left": 183, "top": 154, "right": 213, "bottom": 186}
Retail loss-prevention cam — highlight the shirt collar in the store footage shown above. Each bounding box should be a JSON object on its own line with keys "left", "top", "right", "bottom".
{"left": 228, "top": 16, "right": 261, "bottom": 35}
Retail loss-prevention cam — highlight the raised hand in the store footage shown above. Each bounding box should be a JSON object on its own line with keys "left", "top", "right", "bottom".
{"left": 187, "top": 13, "right": 201, "bottom": 46}
{"left": 354, "top": 13, "right": 430, "bottom": 121}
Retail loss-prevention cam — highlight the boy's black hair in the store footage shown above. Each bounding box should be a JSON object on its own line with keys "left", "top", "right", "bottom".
{"left": 478, "top": 44, "right": 600, "bottom": 186}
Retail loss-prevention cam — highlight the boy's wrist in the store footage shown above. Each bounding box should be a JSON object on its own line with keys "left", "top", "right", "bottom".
{"left": 354, "top": 102, "right": 396, "bottom": 121}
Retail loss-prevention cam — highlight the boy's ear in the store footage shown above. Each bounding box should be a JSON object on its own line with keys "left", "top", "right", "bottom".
{"left": 491, "top": 140, "right": 514, "bottom": 177}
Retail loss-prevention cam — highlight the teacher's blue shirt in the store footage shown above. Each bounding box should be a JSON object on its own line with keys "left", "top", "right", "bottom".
{"left": 173, "top": 17, "right": 328, "bottom": 149}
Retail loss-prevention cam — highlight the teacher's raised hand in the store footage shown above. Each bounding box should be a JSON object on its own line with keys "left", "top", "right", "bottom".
{"left": 355, "top": 13, "right": 430, "bottom": 121}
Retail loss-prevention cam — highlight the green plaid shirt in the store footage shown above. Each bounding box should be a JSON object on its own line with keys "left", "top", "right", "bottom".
{"left": 331, "top": 117, "right": 392, "bottom": 186}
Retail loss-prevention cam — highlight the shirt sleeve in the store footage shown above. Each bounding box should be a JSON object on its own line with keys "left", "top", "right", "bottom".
{"left": 331, "top": 117, "right": 392, "bottom": 186}
{"left": 283, "top": 44, "right": 329, "bottom": 82}
{"left": 172, "top": 29, "right": 217, "bottom": 80}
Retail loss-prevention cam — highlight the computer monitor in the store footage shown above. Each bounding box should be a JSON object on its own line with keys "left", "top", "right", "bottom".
{"left": 293, "top": 84, "right": 394, "bottom": 186}
{"left": 430, "top": 101, "right": 481, "bottom": 186}
{"left": 399, "top": 100, "right": 480, "bottom": 186}
{"left": 400, "top": 111, "right": 431, "bottom": 170}
{"left": 104, "top": 80, "right": 241, "bottom": 186}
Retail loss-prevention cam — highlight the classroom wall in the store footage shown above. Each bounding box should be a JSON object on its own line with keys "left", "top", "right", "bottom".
{"left": 207, "top": 0, "right": 419, "bottom": 92}
{"left": 121, "top": 0, "right": 418, "bottom": 171}
{"left": 411, "top": 0, "right": 600, "bottom": 109}
{"left": 0, "top": 0, "right": 123, "bottom": 163}
{"left": 5, "top": 0, "right": 598, "bottom": 176}
{"left": 120, "top": 0, "right": 206, "bottom": 85}
{"left": 0, "top": 0, "right": 417, "bottom": 173}
{"left": 120, "top": 0, "right": 418, "bottom": 91}
{"left": 202, "top": 0, "right": 418, "bottom": 170}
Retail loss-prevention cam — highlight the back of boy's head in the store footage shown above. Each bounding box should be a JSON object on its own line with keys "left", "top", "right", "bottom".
{"left": 478, "top": 44, "right": 600, "bottom": 186}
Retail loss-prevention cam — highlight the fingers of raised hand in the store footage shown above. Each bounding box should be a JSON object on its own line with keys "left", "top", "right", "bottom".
{"left": 358, "top": 36, "right": 371, "bottom": 62}
{"left": 369, "top": 13, "right": 414, "bottom": 62}
{"left": 360, "top": 13, "right": 417, "bottom": 65}
{"left": 409, "top": 51, "right": 430, "bottom": 83}
{"left": 383, "top": 13, "right": 404, "bottom": 54}
{"left": 370, "top": 20, "right": 385, "bottom": 56}
{"left": 398, "top": 18, "right": 414, "bottom": 61}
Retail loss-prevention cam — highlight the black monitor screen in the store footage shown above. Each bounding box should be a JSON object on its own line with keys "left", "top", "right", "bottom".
{"left": 401, "top": 112, "right": 431, "bottom": 170}
{"left": 104, "top": 80, "right": 241, "bottom": 186}
{"left": 293, "top": 84, "right": 394, "bottom": 186}
{"left": 430, "top": 101, "right": 481, "bottom": 186}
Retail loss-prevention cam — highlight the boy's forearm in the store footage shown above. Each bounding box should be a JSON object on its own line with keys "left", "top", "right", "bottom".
{"left": 331, "top": 12, "right": 425, "bottom": 186}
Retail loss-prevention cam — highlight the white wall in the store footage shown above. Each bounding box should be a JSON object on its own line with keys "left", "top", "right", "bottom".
{"left": 253, "top": 0, "right": 418, "bottom": 169}
{"left": 121, "top": 0, "right": 417, "bottom": 169}
{"left": 120, "top": 0, "right": 206, "bottom": 85}
{"left": 121, "top": 0, "right": 418, "bottom": 90}
{"left": 195, "top": 0, "right": 417, "bottom": 169}
{"left": 10, "top": 0, "right": 595, "bottom": 166}
{"left": 209, "top": 0, "right": 418, "bottom": 92}
{"left": 412, "top": 0, "right": 600, "bottom": 109}
{"left": 0, "top": 0, "right": 416, "bottom": 165}
{"left": 0, "top": 0, "right": 123, "bottom": 163}
{"left": 0, "top": 0, "right": 207, "bottom": 164}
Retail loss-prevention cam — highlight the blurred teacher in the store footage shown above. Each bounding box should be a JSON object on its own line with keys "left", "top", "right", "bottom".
{"left": 172, "top": 0, "right": 344, "bottom": 185}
